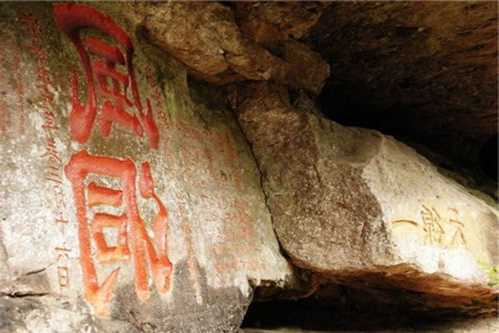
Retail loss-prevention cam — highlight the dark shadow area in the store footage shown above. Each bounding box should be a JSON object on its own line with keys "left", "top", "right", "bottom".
{"left": 241, "top": 281, "right": 497, "bottom": 331}
{"left": 316, "top": 77, "right": 498, "bottom": 201}
{"left": 308, "top": 1, "right": 498, "bottom": 190}
{"left": 317, "top": 80, "right": 389, "bottom": 132}
{"left": 480, "top": 134, "right": 498, "bottom": 182}
{"left": 241, "top": 298, "right": 459, "bottom": 331}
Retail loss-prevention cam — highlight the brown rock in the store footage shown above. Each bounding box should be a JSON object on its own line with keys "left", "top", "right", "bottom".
{"left": 234, "top": 82, "right": 498, "bottom": 315}
{"left": 135, "top": 2, "right": 240, "bottom": 77}
{"left": 273, "top": 41, "right": 331, "bottom": 97}
{"left": 132, "top": 2, "right": 329, "bottom": 94}
{"left": 234, "top": 2, "right": 331, "bottom": 44}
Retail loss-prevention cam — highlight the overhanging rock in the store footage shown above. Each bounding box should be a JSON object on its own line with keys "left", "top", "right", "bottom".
{"left": 129, "top": 2, "right": 329, "bottom": 94}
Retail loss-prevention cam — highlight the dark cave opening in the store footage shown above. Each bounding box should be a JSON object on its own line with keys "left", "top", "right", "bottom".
{"left": 241, "top": 298, "right": 357, "bottom": 331}
{"left": 315, "top": 79, "right": 420, "bottom": 153}
{"left": 240, "top": 279, "right": 490, "bottom": 332}
{"left": 240, "top": 298, "right": 410, "bottom": 331}
{"left": 316, "top": 80, "right": 386, "bottom": 131}
{"left": 241, "top": 297, "right": 394, "bottom": 331}
{"left": 240, "top": 285, "right": 473, "bottom": 332}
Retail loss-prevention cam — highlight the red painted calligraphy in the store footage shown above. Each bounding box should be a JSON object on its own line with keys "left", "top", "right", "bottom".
{"left": 54, "top": 4, "right": 174, "bottom": 315}
{"left": 64, "top": 150, "right": 172, "bottom": 316}
{"left": 53, "top": 4, "right": 159, "bottom": 148}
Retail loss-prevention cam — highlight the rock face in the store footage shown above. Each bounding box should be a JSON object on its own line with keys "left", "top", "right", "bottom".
{"left": 0, "top": 3, "right": 291, "bottom": 332}
{"left": 0, "top": 2, "right": 497, "bottom": 332}
{"left": 233, "top": 82, "right": 498, "bottom": 315}
{"left": 128, "top": 2, "right": 329, "bottom": 94}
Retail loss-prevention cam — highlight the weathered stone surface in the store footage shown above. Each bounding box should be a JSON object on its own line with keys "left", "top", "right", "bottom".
{"left": 233, "top": 2, "right": 331, "bottom": 44}
{"left": 233, "top": 82, "right": 498, "bottom": 314}
{"left": 130, "top": 2, "right": 329, "bottom": 94}
{"left": 272, "top": 41, "right": 330, "bottom": 98}
{"left": 0, "top": 3, "right": 292, "bottom": 332}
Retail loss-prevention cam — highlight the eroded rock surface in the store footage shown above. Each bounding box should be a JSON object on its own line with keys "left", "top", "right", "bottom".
{"left": 233, "top": 2, "right": 330, "bottom": 44}
{"left": 0, "top": 3, "right": 291, "bottom": 332}
{"left": 233, "top": 82, "right": 498, "bottom": 315}
{"left": 128, "top": 2, "right": 329, "bottom": 94}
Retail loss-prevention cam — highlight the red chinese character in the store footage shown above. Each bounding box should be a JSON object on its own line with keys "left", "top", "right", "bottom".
{"left": 53, "top": 4, "right": 159, "bottom": 148}
{"left": 65, "top": 150, "right": 172, "bottom": 316}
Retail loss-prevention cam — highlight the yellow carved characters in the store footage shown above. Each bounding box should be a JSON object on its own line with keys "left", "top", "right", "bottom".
{"left": 392, "top": 205, "right": 467, "bottom": 248}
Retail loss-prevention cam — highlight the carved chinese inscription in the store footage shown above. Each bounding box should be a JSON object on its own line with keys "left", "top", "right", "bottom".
{"left": 392, "top": 205, "right": 467, "bottom": 248}
{"left": 53, "top": 3, "right": 159, "bottom": 149}
{"left": 53, "top": 4, "right": 172, "bottom": 316}
{"left": 20, "top": 12, "right": 72, "bottom": 292}
{"left": 65, "top": 151, "right": 172, "bottom": 316}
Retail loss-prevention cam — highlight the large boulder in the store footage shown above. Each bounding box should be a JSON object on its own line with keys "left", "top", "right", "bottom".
{"left": 233, "top": 82, "right": 498, "bottom": 315}
{"left": 0, "top": 3, "right": 291, "bottom": 332}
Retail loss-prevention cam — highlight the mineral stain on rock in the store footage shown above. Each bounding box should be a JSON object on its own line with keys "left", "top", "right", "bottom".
{"left": 111, "top": 260, "right": 251, "bottom": 332}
